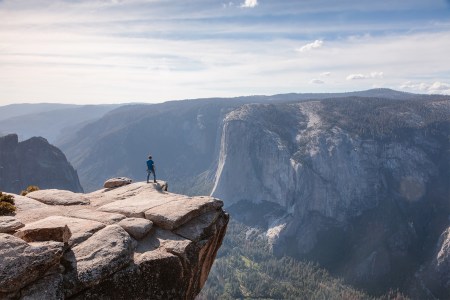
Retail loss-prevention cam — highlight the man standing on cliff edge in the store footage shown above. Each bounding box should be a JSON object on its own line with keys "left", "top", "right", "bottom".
{"left": 146, "top": 155, "right": 156, "bottom": 183}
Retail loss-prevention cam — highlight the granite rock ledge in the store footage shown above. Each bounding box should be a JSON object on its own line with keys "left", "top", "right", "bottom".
{"left": 0, "top": 180, "right": 229, "bottom": 300}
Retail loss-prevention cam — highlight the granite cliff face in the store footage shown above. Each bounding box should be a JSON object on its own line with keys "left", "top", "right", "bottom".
{"left": 211, "top": 97, "right": 450, "bottom": 295}
{"left": 0, "top": 134, "right": 83, "bottom": 194}
{"left": 0, "top": 180, "right": 228, "bottom": 299}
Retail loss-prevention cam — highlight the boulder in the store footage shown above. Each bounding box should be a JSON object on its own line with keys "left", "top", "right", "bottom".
{"left": 15, "top": 216, "right": 104, "bottom": 247}
{"left": 0, "top": 216, "right": 24, "bottom": 233}
{"left": 26, "top": 189, "right": 90, "bottom": 206}
{"left": 118, "top": 217, "right": 153, "bottom": 239}
{"left": 15, "top": 223, "right": 71, "bottom": 243}
{"left": 144, "top": 196, "right": 224, "bottom": 230}
{"left": 104, "top": 177, "right": 133, "bottom": 189}
{"left": 0, "top": 234, "right": 64, "bottom": 293}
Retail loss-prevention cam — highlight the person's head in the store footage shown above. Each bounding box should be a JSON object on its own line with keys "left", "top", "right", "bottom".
{"left": 148, "top": 155, "right": 152, "bottom": 159}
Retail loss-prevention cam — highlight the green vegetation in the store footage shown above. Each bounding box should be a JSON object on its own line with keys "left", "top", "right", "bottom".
{"left": 198, "top": 220, "right": 374, "bottom": 300}
{"left": 0, "top": 191, "right": 16, "bottom": 215}
{"left": 20, "top": 185, "right": 40, "bottom": 196}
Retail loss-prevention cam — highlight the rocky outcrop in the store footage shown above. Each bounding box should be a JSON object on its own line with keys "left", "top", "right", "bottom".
{"left": 417, "top": 226, "right": 450, "bottom": 298}
{"left": 15, "top": 220, "right": 72, "bottom": 243}
{"left": 0, "top": 134, "right": 83, "bottom": 194}
{"left": 0, "top": 180, "right": 228, "bottom": 299}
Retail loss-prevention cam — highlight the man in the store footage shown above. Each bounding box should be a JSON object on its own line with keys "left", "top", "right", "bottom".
{"left": 146, "top": 155, "right": 156, "bottom": 183}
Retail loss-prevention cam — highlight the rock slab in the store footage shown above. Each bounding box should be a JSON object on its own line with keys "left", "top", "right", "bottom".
{"left": 66, "top": 208, "right": 126, "bottom": 225}
{"left": 26, "top": 189, "right": 89, "bottom": 206}
{"left": 0, "top": 216, "right": 24, "bottom": 233}
{"left": 118, "top": 217, "right": 153, "bottom": 239}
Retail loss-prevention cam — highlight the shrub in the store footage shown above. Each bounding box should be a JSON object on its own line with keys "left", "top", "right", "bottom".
{"left": 0, "top": 192, "right": 16, "bottom": 216}
{"left": 0, "top": 191, "right": 15, "bottom": 205}
{"left": 20, "top": 185, "right": 40, "bottom": 196}
{"left": 0, "top": 202, "right": 16, "bottom": 215}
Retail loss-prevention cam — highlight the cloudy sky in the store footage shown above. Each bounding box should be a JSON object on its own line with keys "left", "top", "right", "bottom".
{"left": 1, "top": 0, "right": 450, "bottom": 104}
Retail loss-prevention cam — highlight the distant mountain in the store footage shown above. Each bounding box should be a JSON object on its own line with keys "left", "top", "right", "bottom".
{"left": 0, "top": 103, "right": 78, "bottom": 121}
{"left": 263, "top": 88, "right": 422, "bottom": 102}
{"left": 0, "top": 104, "right": 121, "bottom": 143}
{"left": 0, "top": 134, "right": 83, "bottom": 194}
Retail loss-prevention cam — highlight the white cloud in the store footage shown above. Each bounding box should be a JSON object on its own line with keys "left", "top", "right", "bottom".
{"left": 429, "top": 81, "right": 450, "bottom": 91}
{"left": 346, "top": 74, "right": 367, "bottom": 80}
{"left": 320, "top": 72, "right": 331, "bottom": 77}
{"left": 296, "top": 40, "right": 323, "bottom": 52}
{"left": 241, "top": 0, "right": 258, "bottom": 8}
{"left": 399, "top": 81, "right": 429, "bottom": 91}
{"left": 400, "top": 81, "right": 450, "bottom": 94}
{"left": 309, "top": 79, "right": 324, "bottom": 84}
{"left": 346, "top": 71, "right": 384, "bottom": 80}
{"left": 370, "top": 71, "right": 384, "bottom": 78}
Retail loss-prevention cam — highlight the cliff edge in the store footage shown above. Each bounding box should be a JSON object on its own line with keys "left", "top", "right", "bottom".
{"left": 0, "top": 180, "right": 229, "bottom": 299}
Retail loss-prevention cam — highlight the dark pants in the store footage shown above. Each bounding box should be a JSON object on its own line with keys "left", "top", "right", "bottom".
{"left": 147, "top": 168, "right": 156, "bottom": 182}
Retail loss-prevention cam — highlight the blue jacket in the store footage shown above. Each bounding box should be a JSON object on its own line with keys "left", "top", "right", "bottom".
{"left": 146, "top": 159, "right": 155, "bottom": 170}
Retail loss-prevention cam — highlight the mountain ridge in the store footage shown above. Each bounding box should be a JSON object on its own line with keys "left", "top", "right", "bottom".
{"left": 0, "top": 134, "right": 83, "bottom": 194}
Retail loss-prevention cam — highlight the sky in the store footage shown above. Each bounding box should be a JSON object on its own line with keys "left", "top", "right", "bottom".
{"left": 1, "top": 0, "right": 450, "bottom": 104}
